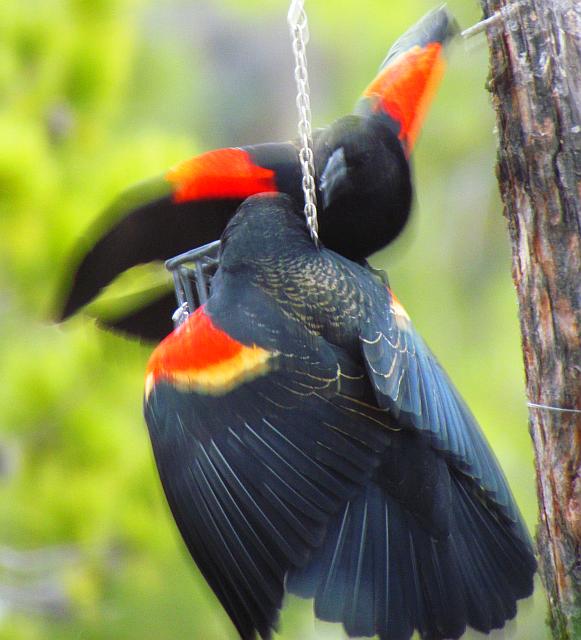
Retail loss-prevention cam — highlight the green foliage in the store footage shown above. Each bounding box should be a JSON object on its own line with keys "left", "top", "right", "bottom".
{"left": 0, "top": 1, "right": 548, "bottom": 638}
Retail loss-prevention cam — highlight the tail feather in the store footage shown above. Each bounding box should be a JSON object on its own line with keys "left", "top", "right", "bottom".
{"left": 385, "top": 499, "right": 420, "bottom": 640}
{"left": 451, "top": 477, "right": 535, "bottom": 631}
{"left": 343, "top": 493, "right": 375, "bottom": 636}
{"left": 287, "top": 468, "right": 535, "bottom": 640}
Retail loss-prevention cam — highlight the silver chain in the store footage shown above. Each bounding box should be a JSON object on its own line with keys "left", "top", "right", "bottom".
{"left": 288, "top": 0, "right": 319, "bottom": 246}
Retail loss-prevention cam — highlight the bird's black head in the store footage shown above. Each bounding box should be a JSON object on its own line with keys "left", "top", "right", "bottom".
{"left": 219, "top": 193, "right": 312, "bottom": 274}
{"left": 315, "top": 114, "right": 412, "bottom": 260}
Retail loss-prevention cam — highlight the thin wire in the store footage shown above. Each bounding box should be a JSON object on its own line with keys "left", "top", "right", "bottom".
{"left": 288, "top": 0, "right": 319, "bottom": 246}
{"left": 461, "top": 11, "right": 504, "bottom": 39}
{"left": 461, "top": 2, "right": 523, "bottom": 39}
{"left": 527, "top": 402, "right": 581, "bottom": 415}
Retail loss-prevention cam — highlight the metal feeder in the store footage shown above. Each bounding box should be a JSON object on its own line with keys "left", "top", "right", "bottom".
{"left": 165, "top": 240, "right": 221, "bottom": 327}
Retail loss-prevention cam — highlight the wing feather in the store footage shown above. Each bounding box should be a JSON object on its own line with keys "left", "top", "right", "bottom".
{"left": 145, "top": 319, "right": 389, "bottom": 639}
{"left": 360, "top": 287, "right": 530, "bottom": 541}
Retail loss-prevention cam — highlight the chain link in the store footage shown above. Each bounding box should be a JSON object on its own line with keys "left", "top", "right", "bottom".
{"left": 288, "top": 0, "right": 319, "bottom": 246}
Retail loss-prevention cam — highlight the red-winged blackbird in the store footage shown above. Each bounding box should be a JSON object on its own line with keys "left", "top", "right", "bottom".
{"left": 144, "top": 194, "right": 536, "bottom": 640}
{"left": 57, "top": 7, "right": 458, "bottom": 342}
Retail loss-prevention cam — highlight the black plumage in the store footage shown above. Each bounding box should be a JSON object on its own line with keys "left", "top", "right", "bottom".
{"left": 144, "top": 194, "right": 536, "bottom": 640}
{"left": 57, "top": 7, "right": 458, "bottom": 341}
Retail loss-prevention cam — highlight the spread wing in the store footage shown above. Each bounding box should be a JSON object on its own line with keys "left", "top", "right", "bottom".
{"left": 93, "top": 289, "right": 177, "bottom": 343}
{"left": 355, "top": 6, "right": 459, "bottom": 155}
{"left": 360, "top": 287, "right": 531, "bottom": 542}
{"left": 144, "top": 302, "right": 388, "bottom": 639}
{"left": 55, "top": 144, "right": 300, "bottom": 336}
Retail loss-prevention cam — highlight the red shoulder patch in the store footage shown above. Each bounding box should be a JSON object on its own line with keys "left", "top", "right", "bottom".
{"left": 166, "top": 148, "right": 277, "bottom": 203}
{"left": 145, "top": 307, "right": 274, "bottom": 397}
{"left": 363, "top": 42, "right": 445, "bottom": 155}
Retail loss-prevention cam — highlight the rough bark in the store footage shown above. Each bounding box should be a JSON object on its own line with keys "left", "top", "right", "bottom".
{"left": 478, "top": 0, "right": 581, "bottom": 637}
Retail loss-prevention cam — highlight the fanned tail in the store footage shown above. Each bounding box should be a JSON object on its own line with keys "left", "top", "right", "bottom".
{"left": 288, "top": 469, "right": 535, "bottom": 640}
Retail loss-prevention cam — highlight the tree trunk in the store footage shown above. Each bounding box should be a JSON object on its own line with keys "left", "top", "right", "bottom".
{"left": 478, "top": 0, "right": 581, "bottom": 637}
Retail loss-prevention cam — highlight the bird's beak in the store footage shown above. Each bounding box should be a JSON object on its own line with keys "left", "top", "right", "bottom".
{"left": 320, "top": 147, "right": 351, "bottom": 209}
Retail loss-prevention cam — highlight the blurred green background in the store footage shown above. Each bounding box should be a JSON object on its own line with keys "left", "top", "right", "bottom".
{"left": 0, "top": 0, "right": 548, "bottom": 638}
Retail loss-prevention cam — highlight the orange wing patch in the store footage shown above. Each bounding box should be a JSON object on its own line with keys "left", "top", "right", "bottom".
{"left": 388, "top": 290, "right": 411, "bottom": 330}
{"left": 166, "top": 148, "right": 277, "bottom": 203}
{"left": 145, "top": 307, "right": 274, "bottom": 398}
{"left": 363, "top": 43, "right": 445, "bottom": 155}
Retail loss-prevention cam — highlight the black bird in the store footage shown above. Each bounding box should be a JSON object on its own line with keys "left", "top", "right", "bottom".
{"left": 144, "top": 193, "right": 536, "bottom": 640}
{"left": 57, "top": 6, "right": 458, "bottom": 341}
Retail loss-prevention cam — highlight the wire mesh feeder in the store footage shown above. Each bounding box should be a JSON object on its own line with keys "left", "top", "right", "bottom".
{"left": 165, "top": 240, "right": 221, "bottom": 327}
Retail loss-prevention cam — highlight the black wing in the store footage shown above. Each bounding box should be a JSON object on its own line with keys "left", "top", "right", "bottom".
{"left": 284, "top": 280, "right": 535, "bottom": 640}
{"left": 360, "top": 287, "right": 532, "bottom": 541}
{"left": 56, "top": 143, "right": 300, "bottom": 333}
{"left": 144, "top": 297, "right": 388, "bottom": 639}
{"left": 355, "top": 6, "right": 459, "bottom": 155}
